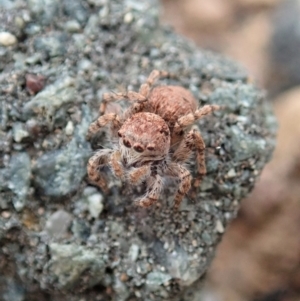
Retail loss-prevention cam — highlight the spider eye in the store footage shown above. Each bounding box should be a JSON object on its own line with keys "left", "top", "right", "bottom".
{"left": 118, "top": 131, "right": 122, "bottom": 137}
{"left": 179, "top": 130, "right": 184, "bottom": 136}
{"left": 134, "top": 145, "right": 144, "bottom": 153}
{"left": 123, "top": 139, "right": 131, "bottom": 148}
{"left": 147, "top": 146, "right": 155, "bottom": 151}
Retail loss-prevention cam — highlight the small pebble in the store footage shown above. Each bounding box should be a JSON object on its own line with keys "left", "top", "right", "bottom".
{"left": 1, "top": 211, "right": 11, "bottom": 218}
{"left": 120, "top": 273, "right": 128, "bottom": 282}
{"left": 45, "top": 210, "right": 72, "bottom": 238}
{"left": 128, "top": 244, "right": 139, "bottom": 262}
{"left": 124, "top": 12, "right": 133, "bottom": 23}
{"left": 25, "top": 73, "right": 46, "bottom": 94}
{"left": 0, "top": 32, "right": 17, "bottom": 46}
{"left": 65, "top": 121, "right": 74, "bottom": 136}
{"left": 215, "top": 220, "right": 225, "bottom": 233}
{"left": 65, "top": 20, "right": 82, "bottom": 33}
{"left": 227, "top": 168, "right": 236, "bottom": 178}
{"left": 87, "top": 194, "right": 104, "bottom": 218}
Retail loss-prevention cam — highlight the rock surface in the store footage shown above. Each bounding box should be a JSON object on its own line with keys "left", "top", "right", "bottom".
{"left": 0, "top": 0, "right": 275, "bottom": 300}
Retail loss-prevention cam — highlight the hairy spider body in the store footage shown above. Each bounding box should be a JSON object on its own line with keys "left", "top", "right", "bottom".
{"left": 147, "top": 85, "right": 198, "bottom": 147}
{"left": 87, "top": 70, "right": 219, "bottom": 209}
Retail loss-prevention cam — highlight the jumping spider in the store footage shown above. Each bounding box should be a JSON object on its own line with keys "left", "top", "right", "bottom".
{"left": 87, "top": 70, "right": 220, "bottom": 209}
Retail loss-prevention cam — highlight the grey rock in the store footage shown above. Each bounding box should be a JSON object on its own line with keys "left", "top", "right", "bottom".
{"left": 0, "top": 0, "right": 17, "bottom": 10}
{"left": 23, "top": 76, "right": 76, "bottom": 128}
{"left": 146, "top": 271, "right": 172, "bottom": 290}
{"left": 7, "top": 153, "right": 31, "bottom": 211}
{"left": 128, "top": 244, "right": 139, "bottom": 262}
{"left": 47, "top": 243, "right": 106, "bottom": 289}
{"left": 28, "top": 0, "right": 60, "bottom": 25}
{"left": 33, "top": 138, "right": 89, "bottom": 197}
{"left": 71, "top": 219, "right": 91, "bottom": 240}
{"left": 63, "top": 0, "right": 88, "bottom": 25}
{"left": 113, "top": 278, "right": 130, "bottom": 301}
{"left": 0, "top": 130, "right": 11, "bottom": 153}
{"left": 0, "top": 277, "right": 25, "bottom": 301}
{"left": 0, "top": 0, "right": 276, "bottom": 300}
{"left": 12, "top": 122, "right": 29, "bottom": 143}
{"left": 84, "top": 14, "right": 100, "bottom": 39}
{"left": 24, "top": 23, "right": 41, "bottom": 36}
{"left": 45, "top": 210, "right": 73, "bottom": 239}
{"left": 33, "top": 33, "right": 67, "bottom": 58}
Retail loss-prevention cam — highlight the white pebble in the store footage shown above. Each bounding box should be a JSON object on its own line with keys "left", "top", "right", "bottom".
{"left": 0, "top": 32, "right": 17, "bottom": 46}
{"left": 87, "top": 193, "right": 104, "bottom": 218}
{"left": 215, "top": 220, "right": 224, "bottom": 233}
{"left": 124, "top": 12, "right": 133, "bottom": 24}
{"left": 65, "top": 121, "right": 74, "bottom": 136}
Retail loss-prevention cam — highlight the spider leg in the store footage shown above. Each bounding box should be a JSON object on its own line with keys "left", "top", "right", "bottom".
{"left": 99, "top": 91, "right": 147, "bottom": 115}
{"left": 110, "top": 150, "right": 125, "bottom": 180}
{"left": 135, "top": 174, "right": 163, "bottom": 208}
{"left": 87, "top": 149, "right": 113, "bottom": 193}
{"left": 127, "top": 164, "right": 152, "bottom": 186}
{"left": 172, "top": 129, "right": 206, "bottom": 189}
{"left": 139, "top": 70, "right": 170, "bottom": 97}
{"left": 173, "top": 104, "right": 220, "bottom": 135}
{"left": 165, "top": 163, "right": 192, "bottom": 210}
{"left": 86, "top": 113, "right": 122, "bottom": 140}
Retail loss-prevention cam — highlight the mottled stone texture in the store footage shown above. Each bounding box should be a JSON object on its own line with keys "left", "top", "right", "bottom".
{"left": 0, "top": 0, "right": 275, "bottom": 300}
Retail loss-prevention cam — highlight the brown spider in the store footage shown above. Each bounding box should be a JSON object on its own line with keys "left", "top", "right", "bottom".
{"left": 87, "top": 70, "right": 220, "bottom": 209}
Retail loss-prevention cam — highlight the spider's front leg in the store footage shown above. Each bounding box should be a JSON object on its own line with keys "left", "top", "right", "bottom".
{"left": 166, "top": 163, "right": 192, "bottom": 210}
{"left": 87, "top": 149, "right": 113, "bottom": 193}
{"left": 87, "top": 113, "right": 122, "bottom": 140}
{"left": 126, "top": 164, "right": 152, "bottom": 186}
{"left": 135, "top": 174, "right": 164, "bottom": 208}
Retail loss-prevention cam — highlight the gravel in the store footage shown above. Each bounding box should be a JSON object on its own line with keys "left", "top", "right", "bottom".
{"left": 0, "top": 0, "right": 276, "bottom": 300}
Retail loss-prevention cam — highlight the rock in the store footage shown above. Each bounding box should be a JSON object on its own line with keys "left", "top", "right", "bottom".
{"left": 45, "top": 210, "right": 73, "bottom": 239}
{"left": 23, "top": 76, "right": 76, "bottom": 128}
{"left": 65, "top": 20, "right": 82, "bottom": 33}
{"left": 0, "top": 0, "right": 276, "bottom": 300}
{"left": 25, "top": 73, "right": 46, "bottom": 94}
{"left": 47, "top": 243, "right": 106, "bottom": 289}
{"left": 27, "top": 0, "right": 60, "bottom": 25}
{"left": 62, "top": 0, "right": 89, "bottom": 25}
{"left": 87, "top": 193, "right": 104, "bottom": 218}
{"left": 84, "top": 14, "right": 100, "bottom": 38}
{"left": 146, "top": 271, "right": 172, "bottom": 290}
{"left": 113, "top": 278, "right": 130, "bottom": 301}
{"left": 12, "top": 122, "right": 29, "bottom": 143}
{"left": 0, "top": 277, "right": 25, "bottom": 301}
{"left": 0, "top": 32, "right": 17, "bottom": 46}
{"left": 33, "top": 138, "right": 89, "bottom": 197}
{"left": 33, "top": 33, "right": 67, "bottom": 58}
{"left": 128, "top": 244, "right": 139, "bottom": 262}
{"left": 65, "top": 121, "right": 74, "bottom": 136}
{"left": 7, "top": 153, "right": 31, "bottom": 211}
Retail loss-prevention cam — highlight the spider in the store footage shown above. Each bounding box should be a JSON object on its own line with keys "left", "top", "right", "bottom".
{"left": 87, "top": 70, "right": 220, "bottom": 209}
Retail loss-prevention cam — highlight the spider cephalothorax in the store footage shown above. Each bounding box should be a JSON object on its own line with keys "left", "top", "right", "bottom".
{"left": 87, "top": 70, "right": 220, "bottom": 209}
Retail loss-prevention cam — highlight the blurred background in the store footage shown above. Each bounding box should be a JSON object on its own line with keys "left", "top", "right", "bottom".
{"left": 160, "top": 0, "right": 300, "bottom": 300}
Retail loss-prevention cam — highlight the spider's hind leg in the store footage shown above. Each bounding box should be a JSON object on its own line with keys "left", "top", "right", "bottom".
{"left": 100, "top": 91, "right": 147, "bottom": 115}
{"left": 139, "top": 70, "right": 170, "bottom": 97}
